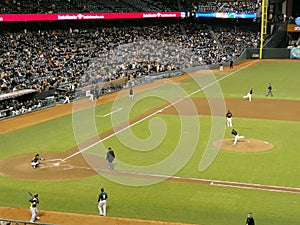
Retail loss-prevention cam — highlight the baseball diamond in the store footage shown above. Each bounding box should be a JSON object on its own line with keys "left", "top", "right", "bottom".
{"left": 1, "top": 0, "right": 300, "bottom": 223}
{"left": 1, "top": 59, "right": 300, "bottom": 225}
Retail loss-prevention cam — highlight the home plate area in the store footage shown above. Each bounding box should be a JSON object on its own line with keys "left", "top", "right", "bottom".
{"left": 0, "top": 152, "right": 97, "bottom": 181}
{"left": 214, "top": 139, "right": 274, "bottom": 152}
{"left": 39, "top": 159, "right": 91, "bottom": 171}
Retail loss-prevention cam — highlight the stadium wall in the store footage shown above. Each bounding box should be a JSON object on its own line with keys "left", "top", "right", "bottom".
{"left": 246, "top": 48, "right": 291, "bottom": 59}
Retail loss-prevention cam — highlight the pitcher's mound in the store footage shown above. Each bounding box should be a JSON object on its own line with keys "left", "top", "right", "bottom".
{"left": 214, "top": 139, "right": 273, "bottom": 152}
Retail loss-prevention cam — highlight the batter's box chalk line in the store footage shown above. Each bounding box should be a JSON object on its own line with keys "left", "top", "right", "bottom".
{"left": 40, "top": 158, "right": 92, "bottom": 171}
{"left": 37, "top": 158, "right": 61, "bottom": 168}
{"left": 62, "top": 164, "right": 92, "bottom": 171}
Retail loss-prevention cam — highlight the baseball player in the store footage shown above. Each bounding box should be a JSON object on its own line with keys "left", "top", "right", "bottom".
{"left": 265, "top": 83, "right": 273, "bottom": 97}
{"left": 226, "top": 110, "right": 233, "bottom": 127}
{"left": 29, "top": 193, "right": 40, "bottom": 222}
{"left": 88, "top": 88, "right": 94, "bottom": 101}
{"left": 129, "top": 87, "right": 134, "bottom": 102}
{"left": 97, "top": 187, "right": 108, "bottom": 216}
{"left": 31, "top": 154, "right": 40, "bottom": 169}
{"left": 63, "top": 93, "right": 70, "bottom": 104}
{"left": 242, "top": 88, "right": 253, "bottom": 102}
{"left": 245, "top": 212, "right": 255, "bottom": 225}
{"left": 231, "top": 128, "right": 245, "bottom": 145}
{"left": 229, "top": 59, "right": 234, "bottom": 69}
{"left": 219, "top": 61, "right": 224, "bottom": 72}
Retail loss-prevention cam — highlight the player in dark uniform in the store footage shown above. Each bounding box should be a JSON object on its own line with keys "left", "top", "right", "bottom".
{"left": 97, "top": 187, "right": 108, "bottom": 216}
{"left": 31, "top": 154, "right": 40, "bottom": 168}
{"left": 106, "top": 147, "right": 115, "bottom": 170}
{"left": 229, "top": 59, "right": 234, "bottom": 69}
{"left": 29, "top": 193, "right": 40, "bottom": 222}
{"left": 245, "top": 212, "right": 255, "bottom": 225}
{"left": 226, "top": 110, "right": 233, "bottom": 127}
{"left": 265, "top": 83, "right": 273, "bottom": 97}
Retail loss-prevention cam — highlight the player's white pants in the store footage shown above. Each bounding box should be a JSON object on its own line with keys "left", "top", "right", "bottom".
{"left": 63, "top": 96, "right": 70, "bottom": 104}
{"left": 243, "top": 93, "right": 252, "bottom": 102}
{"left": 98, "top": 200, "right": 107, "bottom": 216}
{"left": 129, "top": 94, "right": 134, "bottom": 102}
{"left": 31, "top": 161, "right": 39, "bottom": 168}
{"left": 30, "top": 206, "right": 39, "bottom": 222}
{"left": 233, "top": 135, "right": 245, "bottom": 145}
{"left": 226, "top": 118, "right": 232, "bottom": 127}
{"left": 89, "top": 94, "right": 94, "bottom": 101}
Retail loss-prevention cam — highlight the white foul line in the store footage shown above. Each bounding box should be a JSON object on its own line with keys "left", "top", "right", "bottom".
{"left": 62, "top": 61, "right": 258, "bottom": 162}
{"left": 210, "top": 183, "right": 300, "bottom": 195}
{"left": 63, "top": 106, "right": 167, "bottom": 161}
{"left": 96, "top": 169, "right": 300, "bottom": 195}
{"left": 96, "top": 107, "right": 123, "bottom": 118}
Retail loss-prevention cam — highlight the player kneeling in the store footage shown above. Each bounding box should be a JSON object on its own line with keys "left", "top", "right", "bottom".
{"left": 31, "top": 153, "right": 42, "bottom": 169}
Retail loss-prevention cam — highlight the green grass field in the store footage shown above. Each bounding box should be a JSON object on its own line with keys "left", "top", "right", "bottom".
{"left": 1, "top": 60, "right": 300, "bottom": 225}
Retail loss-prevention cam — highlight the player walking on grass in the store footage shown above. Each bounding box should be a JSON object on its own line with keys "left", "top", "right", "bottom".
{"left": 29, "top": 193, "right": 40, "bottom": 222}
{"left": 98, "top": 187, "right": 108, "bottom": 216}
{"left": 265, "top": 83, "right": 273, "bottom": 97}
{"left": 226, "top": 110, "right": 233, "bottom": 127}
{"left": 231, "top": 128, "right": 245, "bottom": 145}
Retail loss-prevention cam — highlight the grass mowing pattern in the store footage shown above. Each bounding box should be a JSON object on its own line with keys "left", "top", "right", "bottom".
{"left": 1, "top": 61, "right": 300, "bottom": 225}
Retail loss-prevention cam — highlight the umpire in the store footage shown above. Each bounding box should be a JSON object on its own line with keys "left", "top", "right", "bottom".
{"left": 106, "top": 147, "right": 115, "bottom": 170}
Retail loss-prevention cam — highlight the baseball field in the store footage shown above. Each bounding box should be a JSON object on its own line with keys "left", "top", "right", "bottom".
{"left": 0, "top": 59, "right": 300, "bottom": 225}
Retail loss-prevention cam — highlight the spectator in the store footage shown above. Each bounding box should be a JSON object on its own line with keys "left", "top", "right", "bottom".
{"left": 1, "top": 20, "right": 260, "bottom": 119}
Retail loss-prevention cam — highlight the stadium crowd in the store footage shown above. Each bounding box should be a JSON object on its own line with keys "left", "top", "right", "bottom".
{"left": 0, "top": 21, "right": 260, "bottom": 92}
{"left": 184, "top": 0, "right": 261, "bottom": 13}
{"left": 0, "top": 0, "right": 261, "bottom": 119}
{"left": 0, "top": 21, "right": 260, "bottom": 117}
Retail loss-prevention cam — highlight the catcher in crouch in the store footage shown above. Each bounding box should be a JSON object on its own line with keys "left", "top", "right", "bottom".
{"left": 31, "top": 153, "right": 44, "bottom": 168}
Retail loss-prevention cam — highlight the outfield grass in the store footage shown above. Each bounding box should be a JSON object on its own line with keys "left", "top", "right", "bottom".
{"left": 1, "top": 60, "right": 300, "bottom": 225}
{"left": 218, "top": 61, "right": 300, "bottom": 100}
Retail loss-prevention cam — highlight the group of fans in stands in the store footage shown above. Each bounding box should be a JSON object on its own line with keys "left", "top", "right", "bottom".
{"left": 0, "top": 0, "right": 261, "bottom": 119}
{"left": 188, "top": 0, "right": 261, "bottom": 13}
